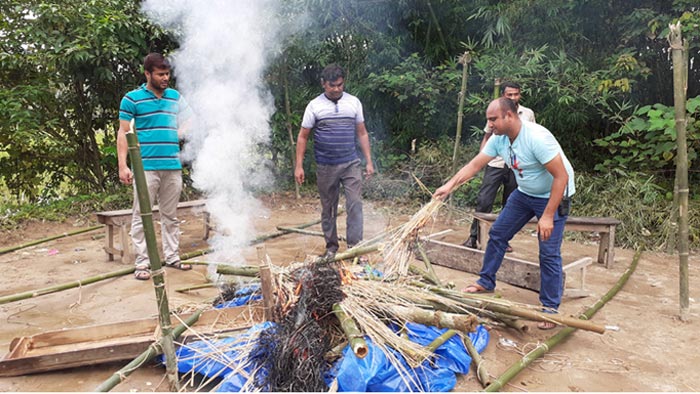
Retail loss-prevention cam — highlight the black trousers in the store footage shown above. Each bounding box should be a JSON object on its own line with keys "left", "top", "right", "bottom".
{"left": 468, "top": 166, "right": 517, "bottom": 242}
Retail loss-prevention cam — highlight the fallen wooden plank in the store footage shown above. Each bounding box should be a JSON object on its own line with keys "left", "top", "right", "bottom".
{"left": 419, "top": 238, "right": 547, "bottom": 291}
{"left": 0, "top": 305, "right": 262, "bottom": 377}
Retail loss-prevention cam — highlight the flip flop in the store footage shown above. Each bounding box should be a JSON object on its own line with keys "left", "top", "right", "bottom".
{"left": 537, "top": 321, "right": 557, "bottom": 330}
{"left": 134, "top": 268, "right": 151, "bottom": 280}
{"left": 463, "top": 284, "right": 494, "bottom": 294}
{"left": 166, "top": 261, "right": 192, "bottom": 271}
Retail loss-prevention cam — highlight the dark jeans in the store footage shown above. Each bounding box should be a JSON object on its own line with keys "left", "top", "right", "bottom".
{"left": 476, "top": 189, "right": 568, "bottom": 310}
{"left": 316, "top": 159, "right": 363, "bottom": 253}
{"left": 469, "top": 166, "right": 517, "bottom": 242}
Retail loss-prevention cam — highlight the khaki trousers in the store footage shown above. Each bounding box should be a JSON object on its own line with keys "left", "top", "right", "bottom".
{"left": 130, "top": 170, "right": 183, "bottom": 267}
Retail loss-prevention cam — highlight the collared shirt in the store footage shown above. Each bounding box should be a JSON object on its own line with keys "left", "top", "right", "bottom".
{"left": 301, "top": 92, "right": 364, "bottom": 165}
{"left": 483, "top": 121, "right": 575, "bottom": 199}
{"left": 119, "top": 84, "right": 191, "bottom": 170}
{"left": 484, "top": 104, "right": 536, "bottom": 168}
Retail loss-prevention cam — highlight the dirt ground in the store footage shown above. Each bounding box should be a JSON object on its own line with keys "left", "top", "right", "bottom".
{"left": 0, "top": 194, "right": 698, "bottom": 392}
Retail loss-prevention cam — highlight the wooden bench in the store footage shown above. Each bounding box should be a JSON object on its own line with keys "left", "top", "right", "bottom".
{"left": 473, "top": 212, "right": 621, "bottom": 268}
{"left": 420, "top": 237, "right": 593, "bottom": 298}
{"left": 96, "top": 199, "right": 209, "bottom": 263}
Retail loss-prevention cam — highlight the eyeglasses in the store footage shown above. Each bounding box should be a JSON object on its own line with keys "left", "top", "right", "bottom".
{"left": 508, "top": 146, "right": 523, "bottom": 178}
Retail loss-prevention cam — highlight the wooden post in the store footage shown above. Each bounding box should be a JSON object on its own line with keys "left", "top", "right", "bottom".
{"left": 257, "top": 245, "right": 275, "bottom": 322}
{"left": 450, "top": 52, "right": 472, "bottom": 178}
{"left": 669, "top": 22, "right": 690, "bottom": 321}
{"left": 125, "top": 122, "right": 179, "bottom": 391}
{"left": 283, "top": 57, "right": 300, "bottom": 199}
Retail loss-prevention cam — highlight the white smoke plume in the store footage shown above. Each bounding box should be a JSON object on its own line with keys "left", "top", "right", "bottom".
{"left": 141, "top": 0, "right": 288, "bottom": 262}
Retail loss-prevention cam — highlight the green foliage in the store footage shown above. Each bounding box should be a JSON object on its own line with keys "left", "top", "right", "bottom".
{"left": 0, "top": 0, "right": 175, "bottom": 201}
{"left": 573, "top": 171, "right": 699, "bottom": 250}
{"left": 593, "top": 96, "right": 700, "bottom": 174}
{"left": 363, "top": 54, "right": 463, "bottom": 149}
{"left": 363, "top": 135, "right": 481, "bottom": 206}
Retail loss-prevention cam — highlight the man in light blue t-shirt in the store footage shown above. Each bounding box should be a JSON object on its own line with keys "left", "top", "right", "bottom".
{"left": 295, "top": 64, "right": 374, "bottom": 260}
{"left": 434, "top": 97, "right": 574, "bottom": 329}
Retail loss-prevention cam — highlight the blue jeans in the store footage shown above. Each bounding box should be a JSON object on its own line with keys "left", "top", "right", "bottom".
{"left": 476, "top": 189, "right": 568, "bottom": 310}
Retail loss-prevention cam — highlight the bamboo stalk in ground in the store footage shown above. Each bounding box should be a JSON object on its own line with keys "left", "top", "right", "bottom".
{"left": 669, "top": 22, "right": 690, "bottom": 321}
{"left": 126, "top": 128, "right": 178, "bottom": 391}
{"left": 282, "top": 57, "right": 300, "bottom": 200}
{"left": 418, "top": 283, "right": 607, "bottom": 334}
{"left": 333, "top": 303, "right": 368, "bottom": 359}
{"left": 0, "top": 267, "right": 135, "bottom": 305}
{"left": 484, "top": 248, "right": 643, "bottom": 392}
{"left": 0, "top": 225, "right": 103, "bottom": 255}
{"left": 94, "top": 309, "right": 204, "bottom": 392}
{"left": 462, "top": 333, "right": 491, "bottom": 387}
{"left": 257, "top": 246, "right": 275, "bottom": 322}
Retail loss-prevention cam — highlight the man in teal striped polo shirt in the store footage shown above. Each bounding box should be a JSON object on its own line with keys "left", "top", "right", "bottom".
{"left": 117, "top": 53, "right": 193, "bottom": 280}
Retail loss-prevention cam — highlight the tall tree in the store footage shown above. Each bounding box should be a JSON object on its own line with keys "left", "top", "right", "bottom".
{"left": 0, "top": 0, "right": 173, "bottom": 200}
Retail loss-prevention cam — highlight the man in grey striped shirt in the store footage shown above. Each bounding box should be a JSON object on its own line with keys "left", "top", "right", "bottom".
{"left": 295, "top": 64, "right": 375, "bottom": 259}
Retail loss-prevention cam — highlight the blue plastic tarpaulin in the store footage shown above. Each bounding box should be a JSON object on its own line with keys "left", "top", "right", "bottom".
{"left": 173, "top": 322, "right": 489, "bottom": 392}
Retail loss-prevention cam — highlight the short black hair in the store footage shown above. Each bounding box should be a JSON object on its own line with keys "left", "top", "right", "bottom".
{"left": 500, "top": 81, "right": 521, "bottom": 95}
{"left": 497, "top": 97, "right": 518, "bottom": 116}
{"left": 320, "top": 64, "right": 345, "bottom": 83}
{"left": 144, "top": 53, "right": 171, "bottom": 73}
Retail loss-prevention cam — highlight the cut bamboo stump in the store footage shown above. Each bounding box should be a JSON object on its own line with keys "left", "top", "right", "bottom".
{"left": 333, "top": 304, "right": 368, "bottom": 359}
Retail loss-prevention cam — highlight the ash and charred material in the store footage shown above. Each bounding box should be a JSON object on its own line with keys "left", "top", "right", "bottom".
{"left": 250, "top": 263, "right": 345, "bottom": 392}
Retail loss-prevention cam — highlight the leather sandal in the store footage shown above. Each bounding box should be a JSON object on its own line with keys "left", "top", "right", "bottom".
{"left": 134, "top": 265, "right": 151, "bottom": 280}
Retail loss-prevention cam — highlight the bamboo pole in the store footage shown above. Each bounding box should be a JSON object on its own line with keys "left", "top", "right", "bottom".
{"left": 276, "top": 226, "right": 345, "bottom": 241}
{"left": 450, "top": 52, "right": 472, "bottom": 178}
{"left": 0, "top": 225, "right": 103, "bottom": 255}
{"left": 125, "top": 126, "right": 178, "bottom": 391}
{"left": 330, "top": 244, "right": 382, "bottom": 263}
{"left": 94, "top": 309, "right": 203, "bottom": 392}
{"left": 216, "top": 265, "right": 260, "bottom": 277}
{"left": 332, "top": 303, "right": 368, "bottom": 359}
{"left": 282, "top": 57, "right": 301, "bottom": 200}
{"left": 462, "top": 333, "right": 491, "bottom": 387}
{"left": 257, "top": 245, "right": 275, "bottom": 322}
{"left": 669, "top": 22, "right": 690, "bottom": 321}
{"left": 175, "top": 283, "right": 216, "bottom": 293}
{"left": 484, "top": 248, "right": 643, "bottom": 392}
{"left": 424, "top": 329, "right": 458, "bottom": 353}
{"left": 0, "top": 267, "right": 135, "bottom": 305}
{"left": 389, "top": 306, "right": 477, "bottom": 333}
{"left": 408, "top": 265, "right": 442, "bottom": 286}
{"left": 415, "top": 243, "right": 442, "bottom": 286}
{"left": 417, "top": 283, "right": 607, "bottom": 334}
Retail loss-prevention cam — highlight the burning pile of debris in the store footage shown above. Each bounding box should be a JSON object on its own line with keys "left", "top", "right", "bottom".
{"left": 168, "top": 200, "right": 605, "bottom": 392}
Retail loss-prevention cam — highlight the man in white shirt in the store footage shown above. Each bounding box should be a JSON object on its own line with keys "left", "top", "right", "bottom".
{"left": 464, "top": 82, "right": 535, "bottom": 252}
